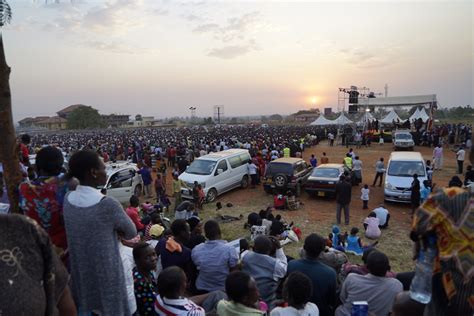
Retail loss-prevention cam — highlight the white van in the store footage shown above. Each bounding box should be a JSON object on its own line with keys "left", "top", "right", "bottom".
{"left": 384, "top": 152, "right": 427, "bottom": 203}
{"left": 179, "top": 149, "right": 251, "bottom": 202}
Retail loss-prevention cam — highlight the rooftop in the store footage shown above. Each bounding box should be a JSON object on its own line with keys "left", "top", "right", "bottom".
{"left": 389, "top": 151, "right": 424, "bottom": 160}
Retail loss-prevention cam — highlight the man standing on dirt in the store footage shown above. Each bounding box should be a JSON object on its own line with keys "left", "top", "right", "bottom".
{"left": 335, "top": 175, "right": 352, "bottom": 225}
{"left": 372, "top": 157, "right": 385, "bottom": 187}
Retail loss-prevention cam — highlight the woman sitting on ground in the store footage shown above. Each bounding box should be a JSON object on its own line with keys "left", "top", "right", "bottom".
{"left": 346, "top": 227, "right": 378, "bottom": 256}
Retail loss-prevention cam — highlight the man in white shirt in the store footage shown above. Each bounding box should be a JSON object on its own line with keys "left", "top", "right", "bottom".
{"left": 456, "top": 146, "right": 466, "bottom": 174}
{"left": 247, "top": 161, "right": 258, "bottom": 188}
{"left": 373, "top": 204, "right": 390, "bottom": 228}
{"left": 335, "top": 251, "right": 402, "bottom": 316}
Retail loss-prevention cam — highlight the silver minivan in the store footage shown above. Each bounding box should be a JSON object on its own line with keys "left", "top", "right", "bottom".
{"left": 179, "top": 149, "right": 251, "bottom": 202}
{"left": 384, "top": 151, "right": 427, "bottom": 203}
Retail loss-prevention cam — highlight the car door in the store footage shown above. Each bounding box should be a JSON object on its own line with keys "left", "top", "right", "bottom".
{"left": 107, "top": 169, "right": 134, "bottom": 203}
{"left": 213, "top": 159, "right": 230, "bottom": 193}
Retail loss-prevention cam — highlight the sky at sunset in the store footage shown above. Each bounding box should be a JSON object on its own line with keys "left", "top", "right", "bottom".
{"left": 5, "top": 0, "right": 473, "bottom": 121}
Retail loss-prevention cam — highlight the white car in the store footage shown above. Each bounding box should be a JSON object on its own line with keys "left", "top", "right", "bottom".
{"left": 393, "top": 130, "right": 415, "bottom": 151}
{"left": 103, "top": 161, "right": 143, "bottom": 204}
{"left": 179, "top": 149, "right": 251, "bottom": 202}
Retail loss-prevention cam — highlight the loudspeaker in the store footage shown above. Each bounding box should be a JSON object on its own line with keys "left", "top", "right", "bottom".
{"left": 349, "top": 91, "right": 359, "bottom": 104}
{"left": 348, "top": 105, "right": 358, "bottom": 114}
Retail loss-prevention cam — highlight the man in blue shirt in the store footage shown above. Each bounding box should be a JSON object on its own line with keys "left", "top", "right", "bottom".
{"left": 138, "top": 164, "right": 153, "bottom": 198}
{"left": 192, "top": 220, "right": 239, "bottom": 293}
{"left": 287, "top": 233, "right": 337, "bottom": 316}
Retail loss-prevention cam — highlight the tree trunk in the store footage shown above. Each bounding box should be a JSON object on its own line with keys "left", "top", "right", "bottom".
{"left": 0, "top": 34, "right": 22, "bottom": 213}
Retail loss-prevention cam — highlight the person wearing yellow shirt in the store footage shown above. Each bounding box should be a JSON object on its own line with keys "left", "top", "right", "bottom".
{"left": 172, "top": 173, "right": 188, "bottom": 210}
{"left": 343, "top": 154, "right": 353, "bottom": 170}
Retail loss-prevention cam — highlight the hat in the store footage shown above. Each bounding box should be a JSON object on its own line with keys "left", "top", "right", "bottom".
{"left": 150, "top": 224, "right": 165, "bottom": 238}
{"left": 187, "top": 217, "right": 201, "bottom": 231}
{"left": 332, "top": 225, "right": 340, "bottom": 235}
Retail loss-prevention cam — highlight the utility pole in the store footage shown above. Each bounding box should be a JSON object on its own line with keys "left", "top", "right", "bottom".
{"left": 384, "top": 84, "right": 388, "bottom": 98}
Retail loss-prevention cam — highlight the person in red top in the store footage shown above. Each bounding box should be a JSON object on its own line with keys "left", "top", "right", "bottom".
{"left": 19, "top": 134, "right": 31, "bottom": 166}
{"left": 274, "top": 194, "right": 287, "bottom": 210}
{"left": 126, "top": 195, "right": 145, "bottom": 232}
{"left": 19, "top": 146, "right": 71, "bottom": 257}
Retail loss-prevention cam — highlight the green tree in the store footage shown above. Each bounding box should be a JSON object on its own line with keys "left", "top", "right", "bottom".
{"left": 269, "top": 114, "right": 283, "bottom": 121}
{"left": 67, "top": 106, "right": 105, "bottom": 129}
{"left": 0, "top": 0, "right": 21, "bottom": 213}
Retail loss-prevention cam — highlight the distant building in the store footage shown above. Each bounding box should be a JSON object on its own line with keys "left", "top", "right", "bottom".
{"left": 128, "top": 116, "right": 156, "bottom": 127}
{"left": 101, "top": 114, "right": 130, "bottom": 127}
{"left": 18, "top": 116, "right": 50, "bottom": 128}
{"left": 57, "top": 104, "right": 90, "bottom": 119}
{"left": 35, "top": 116, "right": 67, "bottom": 130}
{"left": 324, "top": 108, "right": 333, "bottom": 115}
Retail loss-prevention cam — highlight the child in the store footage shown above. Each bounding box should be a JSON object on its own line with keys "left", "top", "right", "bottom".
{"left": 361, "top": 184, "right": 369, "bottom": 209}
{"left": 330, "top": 225, "right": 347, "bottom": 252}
{"left": 192, "top": 181, "right": 200, "bottom": 209}
{"left": 425, "top": 160, "right": 433, "bottom": 182}
{"left": 197, "top": 184, "right": 205, "bottom": 209}
{"left": 346, "top": 227, "right": 378, "bottom": 256}
{"left": 363, "top": 212, "right": 381, "bottom": 240}
{"left": 420, "top": 180, "right": 431, "bottom": 203}
{"left": 379, "top": 135, "right": 384, "bottom": 145}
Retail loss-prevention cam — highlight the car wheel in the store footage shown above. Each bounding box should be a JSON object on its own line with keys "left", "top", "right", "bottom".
{"left": 273, "top": 173, "right": 288, "bottom": 189}
{"left": 295, "top": 183, "right": 301, "bottom": 197}
{"left": 206, "top": 188, "right": 217, "bottom": 203}
{"left": 134, "top": 184, "right": 142, "bottom": 197}
{"left": 241, "top": 175, "right": 249, "bottom": 188}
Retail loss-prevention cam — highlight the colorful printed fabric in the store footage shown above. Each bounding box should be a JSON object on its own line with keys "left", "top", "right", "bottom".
{"left": 411, "top": 187, "right": 473, "bottom": 315}
{"left": 133, "top": 267, "right": 159, "bottom": 316}
{"left": 19, "top": 176, "right": 69, "bottom": 251}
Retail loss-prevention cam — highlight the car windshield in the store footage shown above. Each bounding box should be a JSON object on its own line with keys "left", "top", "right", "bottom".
{"left": 312, "top": 168, "right": 340, "bottom": 178}
{"left": 265, "top": 163, "right": 293, "bottom": 176}
{"left": 388, "top": 161, "right": 425, "bottom": 177}
{"left": 186, "top": 159, "right": 217, "bottom": 175}
{"left": 396, "top": 134, "right": 412, "bottom": 140}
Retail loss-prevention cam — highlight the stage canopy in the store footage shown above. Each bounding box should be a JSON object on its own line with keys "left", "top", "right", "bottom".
{"left": 410, "top": 107, "right": 430, "bottom": 122}
{"left": 358, "top": 94, "right": 437, "bottom": 107}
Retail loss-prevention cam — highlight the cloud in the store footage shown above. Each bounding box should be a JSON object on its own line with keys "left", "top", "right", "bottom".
{"left": 84, "top": 40, "right": 158, "bottom": 55}
{"left": 208, "top": 40, "right": 258, "bottom": 59}
{"left": 192, "top": 11, "right": 261, "bottom": 43}
{"left": 338, "top": 46, "right": 400, "bottom": 69}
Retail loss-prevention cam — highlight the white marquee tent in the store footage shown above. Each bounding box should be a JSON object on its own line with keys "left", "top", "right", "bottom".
{"left": 357, "top": 112, "right": 375, "bottom": 125}
{"left": 410, "top": 107, "right": 430, "bottom": 122}
{"left": 334, "top": 113, "right": 353, "bottom": 125}
{"left": 309, "top": 115, "right": 334, "bottom": 126}
{"left": 381, "top": 110, "right": 402, "bottom": 124}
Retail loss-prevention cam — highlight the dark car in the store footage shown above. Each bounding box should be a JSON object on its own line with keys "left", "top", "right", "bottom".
{"left": 263, "top": 158, "right": 313, "bottom": 196}
{"left": 304, "top": 163, "right": 345, "bottom": 198}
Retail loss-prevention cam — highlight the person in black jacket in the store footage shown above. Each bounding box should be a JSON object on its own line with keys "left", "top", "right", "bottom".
{"left": 410, "top": 174, "right": 421, "bottom": 214}
{"left": 335, "top": 175, "right": 352, "bottom": 225}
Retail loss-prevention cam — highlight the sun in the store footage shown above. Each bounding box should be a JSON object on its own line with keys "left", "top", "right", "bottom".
{"left": 311, "top": 96, "right": 317, "bottom": 105}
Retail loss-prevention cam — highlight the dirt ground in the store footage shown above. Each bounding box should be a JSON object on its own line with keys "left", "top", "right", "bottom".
{"left": 155, "top": 142, "right": 460, "bottom": 272}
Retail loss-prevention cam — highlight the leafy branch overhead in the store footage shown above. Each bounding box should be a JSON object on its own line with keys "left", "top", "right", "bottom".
{"left": 0, "top": 1, "right": 12, "bottom": 27}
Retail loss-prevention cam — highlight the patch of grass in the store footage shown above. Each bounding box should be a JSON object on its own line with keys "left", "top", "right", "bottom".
{"left": 192, "top": 201, "right": 414, "bottom": 273}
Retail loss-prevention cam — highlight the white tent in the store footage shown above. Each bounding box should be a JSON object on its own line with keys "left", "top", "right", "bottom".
{"left": 309, "top": 115, "right": 334, "bottom": 126}
{"left": 418, "top": 107, "right": 430, "bottom": 122}
{"left": 334, "top": 113, "right": 353, "bottom": 125}
{"left": 409, "top": 108, "right": 421, "bottom": 121}
{"left": 410, "top": 107, "right": 430, "bottom": 122}
{"left": 381, "top": 110, "right": 402, "bottom": 124}
{"left": 356, "top": 112, "right": 374, "bottom": 126}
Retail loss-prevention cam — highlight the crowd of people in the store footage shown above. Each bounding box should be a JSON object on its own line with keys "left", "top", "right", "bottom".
{"left": 0, "top": 122, "right": 473, "bottom": 316}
